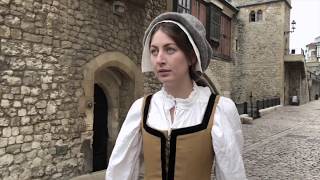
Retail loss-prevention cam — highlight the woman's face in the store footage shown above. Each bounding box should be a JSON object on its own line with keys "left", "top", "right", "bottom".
{"left": 150, "top": 29, "right": 191, "bottom": 86}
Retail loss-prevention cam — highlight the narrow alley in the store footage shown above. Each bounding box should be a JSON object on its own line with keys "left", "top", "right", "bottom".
{"left": 243, "top": 100, "right": 320, "bottom": 179}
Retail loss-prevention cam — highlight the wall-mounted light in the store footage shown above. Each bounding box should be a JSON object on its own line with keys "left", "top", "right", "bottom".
{"left": 113, "top": 1, "right": 126, "bottom": 16}
{"left": 284, "top": 20, "right": 296, "bottom": 34}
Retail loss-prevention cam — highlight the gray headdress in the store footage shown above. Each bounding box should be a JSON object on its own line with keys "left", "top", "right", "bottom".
{"left": 141, "top": 12, "right": 213, "bottom": 73}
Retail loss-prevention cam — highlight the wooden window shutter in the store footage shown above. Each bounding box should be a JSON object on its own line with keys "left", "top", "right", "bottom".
{"left": 209, "top": 5, "right": 221, "bottom": 42}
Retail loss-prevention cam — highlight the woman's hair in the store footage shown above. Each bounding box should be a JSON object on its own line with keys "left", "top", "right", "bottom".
{"left": 149, "top": 22, "right": 209, "bottom": 87}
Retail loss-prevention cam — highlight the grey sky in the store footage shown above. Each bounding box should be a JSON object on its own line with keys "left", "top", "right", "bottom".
{"left": 290, "top": 0, "right": 320, "bottom": 51}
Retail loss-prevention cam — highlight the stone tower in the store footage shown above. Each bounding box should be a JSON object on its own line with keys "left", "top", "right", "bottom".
{"left": 231, "top": 0, "right": 292, "bottom": 104}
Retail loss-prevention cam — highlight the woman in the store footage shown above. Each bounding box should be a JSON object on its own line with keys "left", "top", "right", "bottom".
{"left": 106, "top": 12, "right": 246, "bottom": 180}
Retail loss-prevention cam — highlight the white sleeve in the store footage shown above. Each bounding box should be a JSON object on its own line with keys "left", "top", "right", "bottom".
{"left": 212, "top": 97, "right": 247, "bottom": 180}
{"left": 106, "top": 98, "right": 144, "bottom": 180}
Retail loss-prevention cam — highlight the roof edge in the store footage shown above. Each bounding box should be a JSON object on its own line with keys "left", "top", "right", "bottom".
{"left": 236, "top": 0, "right": 292, "bottom": 9}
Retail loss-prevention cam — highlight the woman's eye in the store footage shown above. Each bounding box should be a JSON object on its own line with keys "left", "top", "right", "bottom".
{"left": 167, "top": 48, "right": 176, "bottom": 54}
{"left": 150, "top": 49, "right": 158, "bottom": 56}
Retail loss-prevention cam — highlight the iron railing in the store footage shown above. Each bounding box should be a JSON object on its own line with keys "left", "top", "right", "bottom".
{"left": 236, "top": 96, "right": 280, "bottom": 119}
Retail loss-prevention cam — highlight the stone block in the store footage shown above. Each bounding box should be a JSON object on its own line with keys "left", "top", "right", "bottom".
{"left": 33, "top": 44, "right": 52, "bottom": 55}
{"left": 20, "top": 125, "right": 33, "bottom": 135}
{"left": 13, "top": 101, "right": 21, "bottom": 107}
{"left": 2, "top": 127, "right": 11, "bottom": 137}
{"left": 3, "top": 75, "right": 22, "bottom": 85}
{"left": 21, "top": 21, "right": 35, "bottom": 33}
{"left": 1, "top": 99, "right": 10, "bottom": 108}
{"left": 35, "top": 100, "right": 47, "bottom": 109}
{"left": 6, "top": 144, "right": 21, "bottom": 154}
{"left": 46, "top": 101, "right": 56, "bottom": 115}
{"left": 4, "top": 15, "right": 20, "bottom": 28}
{"left": 55, "top": 144, "right": 68, "bottom": 155}
{"left": 14, "top": 153, "right": 25, "bottom": 164}
{"left": 9, "top": 28, "right": 21, "bottom": 39}
{"left": 0, "top": 0, "right": 10, "bottom": 5}
{"left": 1, "top": 39, "right": 32, "bottom": 56}
{"left": 8, "top": 136, "right": 15, "bottom": 145}
{"left": 0, "top": 118, "right": 9, "bottom": 126}
{"left": 11, "top": 127, "right": 19, "bottom": 136}
{"left": 15, "top": 135, "right": 23, "bottom": 143}
{"left": 0, "top": 138, "right": 8, "bottom": 148}
{"left": 21, "top": 142, "right": 32, "bottom": 152}
{"left": 0, "top": 25, "right": 10, "bottom": 38}
{"left": 0, "top": 154, "right": 14, "bottom": 168}
{"left": 240, "top": 114, "right": 253, "bottom": 124}
{"left": 23, "top": 32, "right": 42, "bottom": 43}
{"left": 18, "top": 109, "right": 27, "bottom": 116}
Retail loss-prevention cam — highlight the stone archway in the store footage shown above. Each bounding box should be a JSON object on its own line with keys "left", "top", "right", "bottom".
{"left": 79, "top": 51, "right": 143, "bottom": 172}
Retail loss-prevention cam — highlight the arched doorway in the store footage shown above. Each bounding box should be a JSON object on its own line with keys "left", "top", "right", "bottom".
{"left": 80, "top": 51, "right": 143, "bottom": 173}
{"left": 92, "top": 84, "right": 109, "bottom": 171}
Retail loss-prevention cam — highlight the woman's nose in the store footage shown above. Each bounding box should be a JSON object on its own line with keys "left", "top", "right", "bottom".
{"left": 155, "top": 50, "right": 166, "bottom": 64}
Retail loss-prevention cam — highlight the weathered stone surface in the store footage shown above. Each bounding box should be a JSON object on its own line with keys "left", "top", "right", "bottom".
{"left": 55, "top": 144, "right": 68, "bottom": 155}
{"left": 33, "top": 44, "right": 52, "bottom": 55}
{"left": 4, "top": 15, "right": 20, "bottom": 28}
{"left": 9, "top": 58, "right": 25, "bottom": 70}
{"left": 0, "top": 0, "right": 164, "bottom": 179}
{"left": 14, "top": 153, "right": 25, "bottom": 164}
{"left": 1, "top": 99, "right": 10, "bottom": 108}
{"left": 0, "top": 154, "right": 13, "bottom": 168}
{"left": 0, "top": 138, "right": 8, "bottom": 148}
{"left": 21, "top": 21, "right": 35, "bottom": 33}
{"left": 0, "top": 0, "right": 10, "bottom": 5}
{"left": 6, "top": 144, "right": 21, "bottom": 154}
{"left": 23, "top": 32, "right": 42, "bottom": 42}
{"left": 2, "top": 127, "right": 11, "bottom": 137}
{"left": 20, "top": 126, "right": 33, "bottom": 135}
{"left": 1, "top": 39, "right": 32, "bottom": 56}
{"left": 0, "top": 25, "right": 10, "bottom": 38}
{"left": 0, "top": 118, "right": 9, "bottom": 126}
{"left": 2, "top": 75, "right": 22, "bottom": 85}
{"left": 10, "top": 28, "right": 21, "bottom": 39}
{"left": 46, "top": 101, "right": 56, "bottom": 115}
{"left": 18, "top": 109, "right": 27, "bottom": 116}
{"left": 35, "top": 100, "right": 47, "bottom": 108}
{"left": 26, "top": 58, "right": 42, "bottom": 69}
{"left": 21, "top": 142, "right": 32, "bottom": 152}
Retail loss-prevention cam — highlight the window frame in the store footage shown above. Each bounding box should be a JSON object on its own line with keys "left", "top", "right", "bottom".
{"left": 208, "top": 4, "right": 221, "bottom": 43}
{"left": 257, "top": 10, "right": 263, "bottom": 21}
{"left": 173, "top": 0, "right": 233, "bottom": 60}
{"left": 175, "top": 0, "right": 192, "bottom": 14}
{"left": 249, "top": 10, "right": 256, "bottom": 22}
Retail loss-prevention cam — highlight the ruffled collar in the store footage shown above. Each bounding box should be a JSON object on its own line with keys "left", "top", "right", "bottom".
{"left": 160, "top": 82, "right": 199, "bottom": 110}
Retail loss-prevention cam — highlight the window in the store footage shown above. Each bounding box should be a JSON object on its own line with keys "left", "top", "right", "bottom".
{"left": 257, "top": 10, "right": 263, "bottom": 21}
{"left": 249, "top": 11, "right": 255, "bottom": 22}
{"left": 208, "top": 5, "right": 221, "bottom": 42}
{"left": 191, "top": 0, "right": 206, "bottom": 25}
{"left": 317, "top": 45, "right": 320, "bottom": 58}
{"left": 212, "top": 14, "right": 231, "bottom": 58}
{"left": 173, "top": 1, "right": 233, "bottom": 59}
{"left": 177, "top": 0, "right": 191, "bottom": 14}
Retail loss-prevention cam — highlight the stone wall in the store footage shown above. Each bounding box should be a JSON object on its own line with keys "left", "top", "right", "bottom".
{"left": 206, "top": 60, "right": 233, "bottom": 97}
{"left": 231, "top": 1, "right": 287, "bottom": 104}
{"left": 0, "top": 0, "right": 165, "bottom": 179}
{"left": 310, "top": 80, "right": 320, "bottom": 101}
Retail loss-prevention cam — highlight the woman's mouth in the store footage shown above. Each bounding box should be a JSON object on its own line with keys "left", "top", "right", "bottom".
{"left": 158, "top": 69, "right": 171, "bottom": 76}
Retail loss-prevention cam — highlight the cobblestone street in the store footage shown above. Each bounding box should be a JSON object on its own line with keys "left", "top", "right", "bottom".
{"left": 242, "top": 100, "right": 320, "bottom": 180}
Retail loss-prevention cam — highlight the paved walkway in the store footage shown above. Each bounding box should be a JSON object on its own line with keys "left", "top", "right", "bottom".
{"left": 242, "top": 100, "right": 320, "bottom": 179}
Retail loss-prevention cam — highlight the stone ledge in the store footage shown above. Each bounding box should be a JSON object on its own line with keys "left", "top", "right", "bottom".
{"left": 70, "top": 170, "right": 105, "bottom": 180}
{"left": 240, "top": 114, "right": 253, "bottom": 124}
{"left": 259, "top": 105, "right": 283, "bottom": 116}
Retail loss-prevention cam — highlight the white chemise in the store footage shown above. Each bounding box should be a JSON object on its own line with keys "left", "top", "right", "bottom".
{"left": 105, "top": 84, "right": 247, "bottom": 180}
